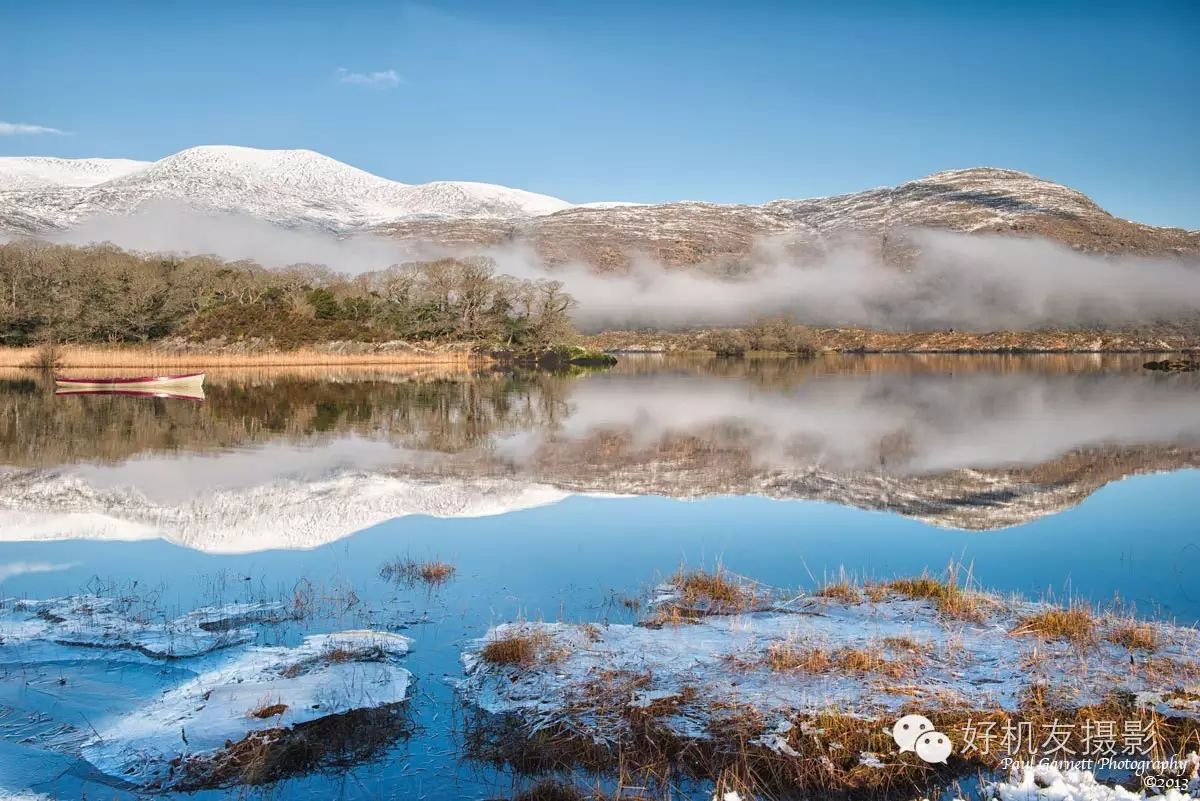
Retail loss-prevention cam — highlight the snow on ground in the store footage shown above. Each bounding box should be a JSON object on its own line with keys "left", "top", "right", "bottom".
{"left": 984, "top": 761, "right": 1200, "bottom": 800}
{"left": 461, "top": 581, "right": 1200, "bottom": 760}
{"left": 80, "top": 630, "right": 412, "bottom": 788}
{"left": 0, "top": 595, "right": 296, "bottom": 658}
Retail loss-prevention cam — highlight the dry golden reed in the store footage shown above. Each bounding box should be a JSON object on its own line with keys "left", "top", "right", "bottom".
{"left": 0, "top": 344, "right": 480, "bottom": 369}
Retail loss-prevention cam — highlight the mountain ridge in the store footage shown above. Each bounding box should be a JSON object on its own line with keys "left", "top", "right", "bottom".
{"left": 0, "top": 145, "right": 574, "bottom": 232}
{"left": 2, "top": 146, "right": 1197, "bottom": 264}
{"left": 376, "top": 165, "right": 1200, "bottom": 267}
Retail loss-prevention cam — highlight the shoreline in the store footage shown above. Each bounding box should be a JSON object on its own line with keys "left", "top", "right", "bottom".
{"left": 582, "top": 326, "right": 1200, "bottom": 355}
{"left": 3, "top": 331, "right": 1197, "bottom": 370}
{"left": 0, "top": 344, "right": 487, "bottom": 369}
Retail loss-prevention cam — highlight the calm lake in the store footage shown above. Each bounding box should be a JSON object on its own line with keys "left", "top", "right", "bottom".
{"left": 1, "top": 354, "right": 1198, "bottom": 800}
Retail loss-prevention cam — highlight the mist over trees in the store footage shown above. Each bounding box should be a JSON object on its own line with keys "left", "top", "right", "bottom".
{"left": 0, "top": 241, "right": 576, "bottom": 348}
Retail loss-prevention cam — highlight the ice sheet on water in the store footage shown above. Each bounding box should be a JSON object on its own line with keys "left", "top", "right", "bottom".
{"left": 81, "top": 630, "right": 413, "bottom": 788}
{"left": 1, "top": 595, "right": 297, "bottom": 658}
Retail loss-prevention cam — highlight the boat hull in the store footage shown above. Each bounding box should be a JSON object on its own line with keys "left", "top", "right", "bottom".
{"left": 54, "top": 372, "right": 206, "bottom": 390}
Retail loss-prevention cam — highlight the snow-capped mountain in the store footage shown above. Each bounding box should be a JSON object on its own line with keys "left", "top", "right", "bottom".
{"left": 0, "top": 145, "right": 573, "bottom": 232}
{"left": 0, "top": 156, "right": 148, "bottom": 189}
{"left": 3, "top": 147, "right": 1197, "bottom": 261}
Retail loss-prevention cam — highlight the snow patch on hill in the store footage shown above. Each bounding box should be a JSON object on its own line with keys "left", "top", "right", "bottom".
{"left": 0, "top": 145, "right": 573, "bottom": 232}
{"left": 0, "top": 156, "right": 148, "bottom": 189}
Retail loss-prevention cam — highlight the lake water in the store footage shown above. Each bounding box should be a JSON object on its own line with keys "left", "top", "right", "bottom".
{"left": 1, "top": 354, "right": 1198, "bottom": 800}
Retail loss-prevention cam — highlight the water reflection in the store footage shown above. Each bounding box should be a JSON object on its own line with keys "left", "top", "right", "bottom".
{"left": 1, "top": 354, "right": 1198, "bottom": 549}
{"left": 2, "top": 355, "right": 1199, "bottom": 801}
{"left": 53, "top": 386, "right": 206, "bottom": 401}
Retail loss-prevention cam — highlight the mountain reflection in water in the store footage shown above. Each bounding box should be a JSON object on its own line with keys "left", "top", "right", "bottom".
{"left": 1, "top": 354, "right": 1198, "bottom": 550}
{"left": 2, "top": 354, "right": 1199, "bottom": 801}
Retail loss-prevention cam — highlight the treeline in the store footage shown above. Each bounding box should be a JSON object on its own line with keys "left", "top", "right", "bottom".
{"left": 0, "top": 371, "right": 574, "bottom": 467}
{"left": 703, "top": 317, "right": 818, "bottom": 357}
{"left": 0, "top": 241, "right": 576, "bottom": 348}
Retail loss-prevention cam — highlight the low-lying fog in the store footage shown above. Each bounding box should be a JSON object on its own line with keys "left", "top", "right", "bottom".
{"left": 42, "top": 202, "right": 1200, "bottom": 331}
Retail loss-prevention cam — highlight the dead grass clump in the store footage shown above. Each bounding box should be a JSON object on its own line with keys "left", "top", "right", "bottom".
{"left": 503, "top": 781, "right": 586, "bottom": 801}
{"left": 480, "top": 630, "right": 567, "bottom": 668}
{"left": 762, "top": 643, "right": 918, "bottom": 679}
{"left": 498, "top": 784, "right": 653, "bottom": 801}
{"left": 417, "top": 561, "right": 456, "bottom": 584}
{"left": 322, "top": 646, "right": 358, "bottom": 663}
{"left": 466, "top": 695, "right": 1200, "bottom": 800}
{"left": 641, "top": 567, "right": 764, "bottom": 627}
{"left": 881, "top": 635, "right": 921, "bottom": 651}
{"left": 1107, "top": 622, "right": 1159, "bottom": 651}
{"left": 248, "top": 702, "right": 288, "bottom": 719}
{"left": 839, "top": 648, "right": 898, "bottom": 677}
{"left": 276, "top": 642, "right": 388, "bottom": 679}
{"left": 640, "top": 604, "right": 703, "bottom": 628}
{"left": 864, "top": 584, "right": 889, "bottom": 603}
{"left": 675, "top": 568, "right": 754, "bottom": 612}
{"left": 878, "top": 568, "right": 992, "bottom": 623}
{"left": 379, "top": 557, "right": 457, "bottom": 587}
{"left": 1139, "top": 656, "right": 1200, "bottom": 684}
{"left": 937, "top": 590, "right": 992, "bottom": 623}
{"left": 1013, "top": 606, "right": 1096, "bottom": 645}
{"left": 278, "top": 663, "right": 303, "bottom": 679}
{"left": 815, "top": 580, "right": 862, "bottom": 604}
{"left": 173, "top": 703, "right": 410, "bottom": 790}
{"left": 763, "top": 643, "right": 835, "bottom": 673}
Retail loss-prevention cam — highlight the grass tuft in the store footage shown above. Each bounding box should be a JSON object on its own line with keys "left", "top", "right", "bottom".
{"left": 480, "top": 630, "right": 568, "bottom": 668}
{"left": 759, "top": 643, "right": 918, "bottom": 679}
{"left": 641, "top": 566, "right": 762, "bottom": 627}
{"left": 379, "top": 557, "right": 457, "bottom": 588}
{"left": 1107, "top": 622, "right": 1159, "bottom": 651}
{"left": 675, "top": 567, "right": 754, "bottom": 611}
{"left": 248, "top": 702, "right": 288, "bottom": 719}
{"left": 1013, "top": 606, "right": 1096, "bottom": 645}
{"left": 815, "top": 579, "right": 862, "bottom": 604}
{"left": 875, "top": 565, "right": 992, "bottom": 623}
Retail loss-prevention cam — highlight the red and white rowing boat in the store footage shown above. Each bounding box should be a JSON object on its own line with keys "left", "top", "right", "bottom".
{"left": 54, "top": 371, "right": 206, "bottom": 390}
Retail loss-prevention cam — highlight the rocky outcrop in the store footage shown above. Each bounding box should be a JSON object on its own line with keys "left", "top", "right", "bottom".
{"left": 1144, "top": 358, "right": 1200, "bottom": 372}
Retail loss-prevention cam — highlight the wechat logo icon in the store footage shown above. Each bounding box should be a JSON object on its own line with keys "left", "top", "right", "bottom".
{"left": 892, "top": 714, "right": 952, "bottom": 763}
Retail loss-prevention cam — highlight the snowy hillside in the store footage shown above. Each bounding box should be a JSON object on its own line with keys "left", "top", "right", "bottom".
{"left": 0, "top": 145, "right": 573, "bottom": 232}
{"left": 0, "top": 156, "right": 148, "bottom": 189}
{"left": 3, "top": 147, "right": 1196, "bottom": 260}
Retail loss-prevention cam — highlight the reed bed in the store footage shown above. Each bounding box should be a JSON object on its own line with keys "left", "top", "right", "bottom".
{"left": 0, "top": 345, "right": 483, "bottom": 369}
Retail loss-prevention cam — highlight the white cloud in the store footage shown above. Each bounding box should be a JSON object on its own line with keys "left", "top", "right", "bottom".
{"left": 335, "top": 67, "right": 401, "bottom": 89}
{"left": 0, "top": 560, "right": 80, "bottom": 583}
{"left": 0, "top": 121, "right": 69, "bottom": 136}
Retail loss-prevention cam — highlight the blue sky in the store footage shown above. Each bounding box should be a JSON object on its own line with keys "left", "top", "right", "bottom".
{"left": 2, "top": 1, "right": 1197, "bottom": 227}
